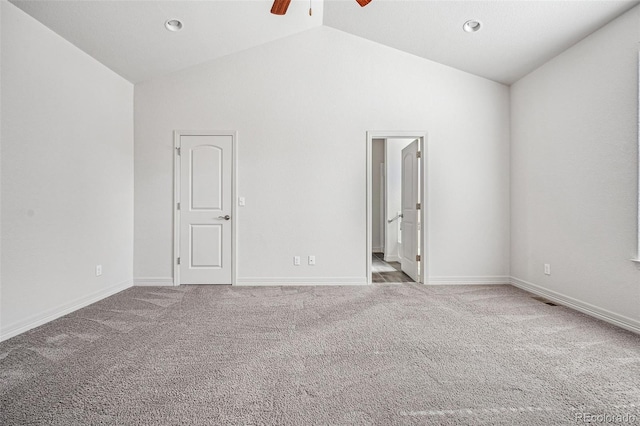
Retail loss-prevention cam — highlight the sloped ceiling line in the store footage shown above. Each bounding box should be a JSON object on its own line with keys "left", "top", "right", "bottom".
{"left": 9, "top": 0, "right": 640, "bottom": 84}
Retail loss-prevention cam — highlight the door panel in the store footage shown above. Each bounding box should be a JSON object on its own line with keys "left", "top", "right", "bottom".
{"left": 180, "top": 135, "right": 232, "bottom": 284}
{"left": 190, "top": 224, "right": 222, "bottom": 267}
{"left": 401, "top": 140, "right": 420, "bottom": 281}
{"left": 191, "top": 146, "right": 222, "bottom": 210}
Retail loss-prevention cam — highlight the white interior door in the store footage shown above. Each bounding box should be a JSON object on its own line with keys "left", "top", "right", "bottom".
{"left": 401, "top": 140, "right": 420, "bottom": 281}
{"left": 179, "top": 134, "right": 233, "bottom": 284}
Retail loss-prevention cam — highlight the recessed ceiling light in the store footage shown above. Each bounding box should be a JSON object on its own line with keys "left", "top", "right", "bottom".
{"left": 165, "top": 19, "right": 183, "bottom": 32}
{"left": 463, "top": 20, "right": 482, "bottom": 33}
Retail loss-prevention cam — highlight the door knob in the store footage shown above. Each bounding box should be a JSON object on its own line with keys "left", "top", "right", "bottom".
{"left": 218, "top": 215, "right": 231, "bottom": 220}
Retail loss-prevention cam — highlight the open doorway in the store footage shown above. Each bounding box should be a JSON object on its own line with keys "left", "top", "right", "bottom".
{"left": 367, "top": 132, "right": 427, "bottom": 284}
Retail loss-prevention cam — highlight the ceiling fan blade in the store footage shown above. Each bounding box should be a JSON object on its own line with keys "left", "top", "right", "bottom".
{"left": 355, "top": 0, "right": 372, "bottom": 6}
{"left": 271, "top": 0, "right": 292, "bottom": 15}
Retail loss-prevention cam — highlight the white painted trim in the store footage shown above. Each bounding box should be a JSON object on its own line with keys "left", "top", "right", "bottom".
{"left": 134, "top": 277, "right": 174, "bottom": 286}
{"left": 236, "top": 277, "right": 368, "bottom": 286}
{"left": 0, "top": 279, "right": 133, "bottom": 342}
{"left": 636, "top": 50, "right": 640, "bottom": 263}
{"left": 366, "top": 131, "right": 428, "bottom": 285}
{"left": 510, "top": 276, "right": 640, "bottom": 335}
{"left": 372, "top": 246, "right": 383, "bottom": 252}
{"left": 426, "top": 276, "right": 510, "bottom": 285}
{"left": 366, "top": 134, "right": 373, "bottom": 285}
{"left": 232, "top": 132, "right": 238, "bottom": 287}
{"left": 379, "top": 162, "right": 385, "bottom": 252}
{"left": 383, "top": 145, "right": 388, "bottom": 263}
{"left": 173, "top": 131, "right": 181, "bottom": 286}
{"left": 173, "top": 130, "right": 238, "bottom": 286}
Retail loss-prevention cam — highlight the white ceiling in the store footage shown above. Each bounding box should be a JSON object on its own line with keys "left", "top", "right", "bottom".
{"left": 324, "top": 0, "right": 640, "bottom": 84}
{"left": 9, "top": 0, "right": 640, "bottom": 85}
{"left": 9, "top": 0, "right": 324, "bottom": 83}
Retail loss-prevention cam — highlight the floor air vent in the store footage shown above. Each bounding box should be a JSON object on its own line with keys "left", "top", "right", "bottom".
{"left": 531, "top": 296, "right": 557, "bottom": 306}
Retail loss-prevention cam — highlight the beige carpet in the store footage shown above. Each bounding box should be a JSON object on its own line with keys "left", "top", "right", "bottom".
{"left": 1, "top": 284, "right": 639, "bottom": 425}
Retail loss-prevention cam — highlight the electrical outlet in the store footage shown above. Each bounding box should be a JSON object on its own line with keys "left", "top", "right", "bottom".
{"left": 293, "top": 256, "right": 300, "bottom": 266}
{"left": 308, "top": 256, "right": 316, "bottom": 266}
{"left": 96, "top": 264, "right": 102, "bottom": 276}
{"left": 544, "top": 264, "right": 551, "bottom": 275}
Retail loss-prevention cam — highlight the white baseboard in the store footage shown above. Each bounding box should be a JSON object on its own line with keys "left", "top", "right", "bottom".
{"left": 134, "top": 277, "right": 174, "bottom": 286}
{"left": 510, "top": 276, "right": 640, "bottom": 334}
{"left": 372, "top": 246, "right": 383, "bottom": 252}
{"left": 384, "top": 255, "right": 401, "bottom": 262}
{"left": 0, "top": 278, "right": 133, "bottom": 342}
{"left": 426, "top": 276, "right": 510, "bottom": 285}
{"left": 235, "top": 277, "right": 368, "bottom": 286}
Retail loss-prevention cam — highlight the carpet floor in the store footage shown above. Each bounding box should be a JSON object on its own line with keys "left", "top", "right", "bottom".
{"left": 1, "top": 284, "right": 639, "bottom": 425}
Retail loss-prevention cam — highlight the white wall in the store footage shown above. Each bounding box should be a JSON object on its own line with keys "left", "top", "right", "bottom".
{"left": 510, "top": 5, "right": 640, "bottom": 329}
{"left": 134, "top": 26, "right": 510, "bottom": 285}
{"left": 371, "top": 138, "right": 384, "bottom": 252}
{"left": 0, "top": 2, "right": 134, "bottom": 340}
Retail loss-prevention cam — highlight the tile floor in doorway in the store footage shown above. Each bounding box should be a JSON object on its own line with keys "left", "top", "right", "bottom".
{"left": 372, "top": 252, "right": 414, "bottom": 283}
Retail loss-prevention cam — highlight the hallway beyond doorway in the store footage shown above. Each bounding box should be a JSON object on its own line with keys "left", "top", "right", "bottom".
{"left": 372, "top": 253, "right": 415, "bottom": 283}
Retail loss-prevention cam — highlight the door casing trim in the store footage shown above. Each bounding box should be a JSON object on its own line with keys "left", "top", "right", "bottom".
{"left": 173, "top": 130, "right": 238, "bottom": 286}
{"left": 366, "top": 131, "right": 428, "bottom": 285}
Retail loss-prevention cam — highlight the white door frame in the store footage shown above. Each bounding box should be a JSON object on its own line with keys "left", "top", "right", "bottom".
{"left": 366, "top": 131, "right": 428, "bottom": 285}
{"left": 173, "top": 130, "right": 238, "bottom": 286}
{"left": 379, "top": 162, "right": 385, "bottom": 253}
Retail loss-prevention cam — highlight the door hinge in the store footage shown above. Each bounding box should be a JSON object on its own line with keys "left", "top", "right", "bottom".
{"left": 416, "top": 254, "right": 421, "bottom": 262}
{"left": 416, "top": 202, "right": 421, "bottom": 210}
{"left": 417, "top": 222, "right": 421, "bottom": 231}
{"left": 177, "top": 257, "right": 181, "bottom": 265}
{"left": 176, "top": 147, "right": 181, "bottom": 155}
{"left": 177, "top": 202, "right": 180, "bottom": 210}
{"left": 416, "top": 151, "right": 422, "bottom": 158}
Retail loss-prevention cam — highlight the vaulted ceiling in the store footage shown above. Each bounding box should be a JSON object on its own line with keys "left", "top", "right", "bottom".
{"left": 9, "top": 0, "right": 640, "bottom": 84}
{"left": 9, "top": 0, "right": 323, "bottom": 83}
{"left": 324, "top": 0, "right": 640, "bottom": 84}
